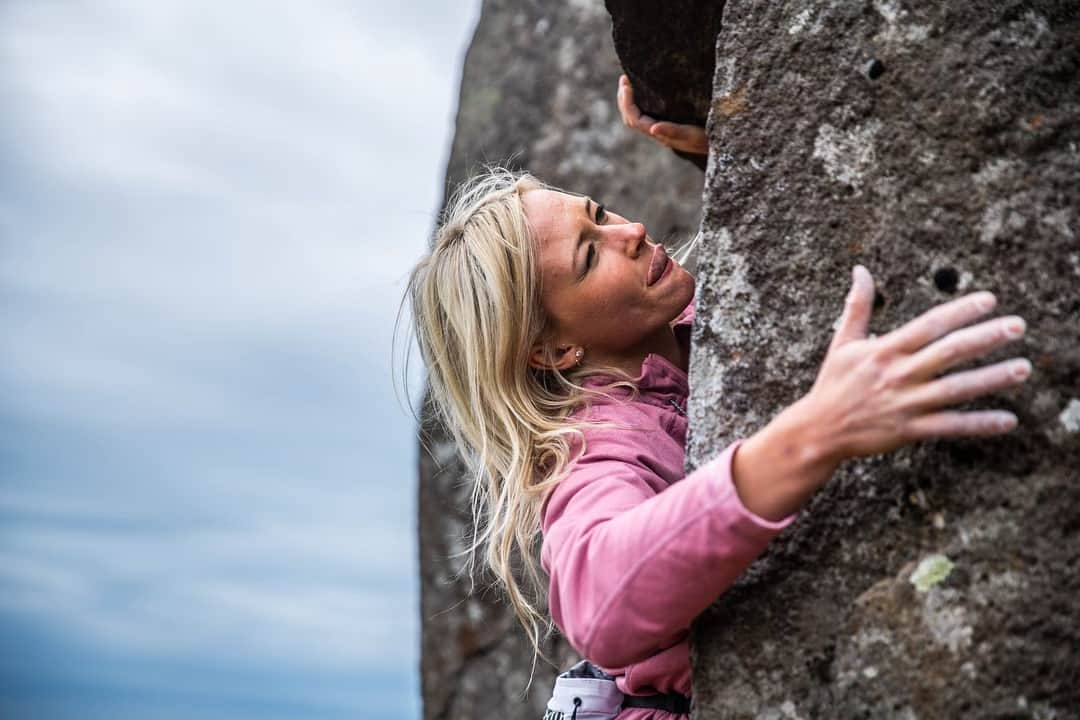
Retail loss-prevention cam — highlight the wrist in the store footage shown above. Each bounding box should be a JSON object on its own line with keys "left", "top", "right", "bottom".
{"left": 779, "top": 394, "right": 848, "bottom": 470}
{"left": 731, "top": 397, "right": 843, "bottom": 521}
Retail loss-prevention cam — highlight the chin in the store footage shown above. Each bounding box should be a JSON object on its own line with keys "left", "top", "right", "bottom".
{"left": 663, "top": 281, "right": 695, "bottom": 322}
{"left": 673, "top": 266, "right": 696, "bottom": 303}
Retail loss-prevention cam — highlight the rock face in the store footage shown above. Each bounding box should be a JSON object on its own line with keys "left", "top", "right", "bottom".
{"left": 686, "top": 1, "right": 1080, "bottom": 718}
{"left": 417, "top": 2, "right": 704, "bottom": 718}
{"left": 605, "top": 0, "right": 724, "bottom": 128}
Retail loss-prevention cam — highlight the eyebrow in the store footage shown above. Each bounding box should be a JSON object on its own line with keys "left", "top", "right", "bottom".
{"left": 574, "top": 197, "right": 592, "bottom": 280}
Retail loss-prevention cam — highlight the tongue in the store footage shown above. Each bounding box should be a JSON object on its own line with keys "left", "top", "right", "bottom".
{"left": 650, "top": 254, "right": 666, "bottom": 285}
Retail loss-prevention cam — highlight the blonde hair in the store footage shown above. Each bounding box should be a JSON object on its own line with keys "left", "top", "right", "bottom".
{"left": 406, "top": 167, "right": 695, "bottom": 684}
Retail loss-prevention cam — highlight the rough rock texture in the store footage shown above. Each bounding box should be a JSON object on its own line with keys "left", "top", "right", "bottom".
{"left": 686, "top": 1, "right": 1080, "bottom": 718}
{"left": 605, "top": 0, "right": 724, "bottom": 171}
{"left": 418, "top": 2, "right": 705, "bottom": 718}
{"left": 605, "top": 0, "right": 725, "bottom": 128}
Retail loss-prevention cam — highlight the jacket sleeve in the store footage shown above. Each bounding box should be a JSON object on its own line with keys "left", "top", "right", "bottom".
{"left": 539, "top": 441, "right": 795, "bottom": 669}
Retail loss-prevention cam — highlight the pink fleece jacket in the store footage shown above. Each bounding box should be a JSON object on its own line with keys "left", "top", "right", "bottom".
{"left": 539, "top": 304, "right": 797, "bottom": 719}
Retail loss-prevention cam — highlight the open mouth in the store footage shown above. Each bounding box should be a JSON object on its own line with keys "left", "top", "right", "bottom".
{"left": 647, "top": 245, "right": 670, "bottom": 286}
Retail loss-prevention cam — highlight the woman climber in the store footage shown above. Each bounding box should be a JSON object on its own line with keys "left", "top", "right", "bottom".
{"left": 406, "top": 76, "right": 1030, "bottom": 720}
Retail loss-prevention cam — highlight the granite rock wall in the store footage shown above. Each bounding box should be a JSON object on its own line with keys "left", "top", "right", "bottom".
{"left": 686, "top": 1, "right": 1080, "bottom": 717}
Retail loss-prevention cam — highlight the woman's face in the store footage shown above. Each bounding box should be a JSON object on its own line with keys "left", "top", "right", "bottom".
{"left": 521, "top": 188, "right": 695, "bottom": 371}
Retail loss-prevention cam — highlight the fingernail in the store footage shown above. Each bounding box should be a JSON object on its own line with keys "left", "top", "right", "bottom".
{"left": 975, "top": 292, "right": 996, "bottom": 312}
{"left": 996, "top": 412, "right": 1018, "bottom": 431}
{"left": 1004, "top": 317, "right": 1026, "bottom": 338}
{"left": 1011, "top": 358, "right": 1032, "bottom": 379}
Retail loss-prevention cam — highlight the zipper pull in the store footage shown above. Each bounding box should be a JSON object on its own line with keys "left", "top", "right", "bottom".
{"left": 669, "top": 398, "right": 686, "bottom": 416}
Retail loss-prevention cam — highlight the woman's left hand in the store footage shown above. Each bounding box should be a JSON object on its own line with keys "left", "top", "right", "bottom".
{"left": 617, "top": 75, "right": 708, "bottom": 156}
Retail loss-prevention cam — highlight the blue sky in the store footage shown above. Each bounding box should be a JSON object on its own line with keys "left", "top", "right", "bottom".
{"left": 0, "top": 2, "right": 479, "bottom": 718}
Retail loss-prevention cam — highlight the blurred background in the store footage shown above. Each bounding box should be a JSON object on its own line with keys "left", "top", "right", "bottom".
{"left": 0, "top": 1, "right": 478, "bottom": 718}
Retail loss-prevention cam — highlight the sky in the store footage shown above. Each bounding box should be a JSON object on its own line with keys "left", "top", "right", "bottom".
{"left": 0, "top": 1, "right": 479, "bottom": 718}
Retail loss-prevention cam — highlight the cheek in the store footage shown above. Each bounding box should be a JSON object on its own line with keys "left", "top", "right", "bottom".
{"left": 589, "top": 277, "right": 639, "bottom": 315}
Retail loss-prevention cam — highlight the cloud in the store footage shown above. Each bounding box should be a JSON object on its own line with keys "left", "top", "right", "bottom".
{"left": 0, "top": 0, "right": 470, "bottom": 427}
{"left": 0, "top": 0, "right": 480, "bottom": 716}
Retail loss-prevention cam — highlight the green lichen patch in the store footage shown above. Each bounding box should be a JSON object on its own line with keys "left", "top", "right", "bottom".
{"left": 910, "top": 554, "right": 955, "bottom": 592}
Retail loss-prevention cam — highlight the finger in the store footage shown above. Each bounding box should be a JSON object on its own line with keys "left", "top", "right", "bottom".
{"left": 894, "top": 315, "right": 1026, "bottom": 381}
{"left": 651, "top": 122, "right": 688, "bottom": 141}
{"left": 617, "top": 76, "right": 658, "bottom": 134}
{"left": 636, "top": 114, "right": 656, "bottom": 133}
{"left": 650, "top": 122, "right": 708, "bottom": 154}
{"left": 618, "top": 75, "right": 645, "bottom": 129}
{"left": 618, "top": 78, "right": 655, "bottom": 133}
{"left": 905, "top": 410, "right": 1018, "bottom": 439}
{"left": 617, "top": 75, "right": 640, "bottom": 129}
{"left": 904, "top": 357, "right": 1032, "bottom": 412}
{"left": 882, "top": 291, "right": 997, "bottom": 354}
{"left": 617, "top": 76, "right": 630, "bottom": 120}
{"left": 829, "top": 265, "right": 876, "bottom": 350}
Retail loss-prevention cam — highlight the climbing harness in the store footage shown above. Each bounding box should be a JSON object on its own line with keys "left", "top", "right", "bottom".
{"left": 543, "top": 660, "right": 621, "bottom": 719}
{"left": 543, "top": 660, "right": 692, "bottom": 719}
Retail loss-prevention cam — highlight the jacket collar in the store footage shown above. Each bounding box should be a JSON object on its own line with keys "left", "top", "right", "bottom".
{"left": 578, "top": 302, "right": 693, "bottom": 402}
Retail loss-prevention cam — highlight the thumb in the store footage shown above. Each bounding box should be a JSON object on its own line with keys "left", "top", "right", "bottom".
{"left": 651, "top": 122, "right": 708, "bottom": 154}
{"left": 651, "top": 122, "right": 681, "bottom": 138}
{"left": 829, "top": 265, "right": 875, "bottom": 350}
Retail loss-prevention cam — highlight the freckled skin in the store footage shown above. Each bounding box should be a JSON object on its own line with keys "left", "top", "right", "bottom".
{"left": 521, "top": 188, "right": 696, "bottom": 375}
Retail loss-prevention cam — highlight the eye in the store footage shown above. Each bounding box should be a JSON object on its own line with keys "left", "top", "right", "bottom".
{"left": 585, "top": 243, "right": 596, "bottom": 269}
{"left": 595, "top": 204, "right": 607, "bottom": 223}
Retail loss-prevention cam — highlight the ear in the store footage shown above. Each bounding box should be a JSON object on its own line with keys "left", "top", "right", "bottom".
{"left": 528, "top": 341, "right": 581, "bottom": 371}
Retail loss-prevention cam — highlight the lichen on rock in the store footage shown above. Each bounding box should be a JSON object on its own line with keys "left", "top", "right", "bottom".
{"left": 909, "top": 553, "right": 954, "bottom": 593}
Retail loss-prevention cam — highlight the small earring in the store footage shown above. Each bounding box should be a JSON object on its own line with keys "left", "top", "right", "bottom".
{"left": 574, "top": 348, "right": 585, "bottom": 365}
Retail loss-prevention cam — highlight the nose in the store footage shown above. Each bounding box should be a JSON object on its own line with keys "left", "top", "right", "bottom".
{"left": 602, "top": 221, "right": 647, "bottom": 257}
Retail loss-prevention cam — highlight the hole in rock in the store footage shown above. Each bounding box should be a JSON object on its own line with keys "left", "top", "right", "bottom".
{"left": 865, "top": 58, "right": 886, "bottom": 80}
{"left": 933, "top": 267, "right": 960, "bottom": 293}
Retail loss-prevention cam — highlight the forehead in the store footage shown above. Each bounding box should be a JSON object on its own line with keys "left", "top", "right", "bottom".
{"left": 522, "top": 189, "right": 582, "bottom": 286}
{"left": 521, "top": 188, "right": 583, "bottom": 278}
{"left": 521, "top": 188, "right": 580, "bottom": 248}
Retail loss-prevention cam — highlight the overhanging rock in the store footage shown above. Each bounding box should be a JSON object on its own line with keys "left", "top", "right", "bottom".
{"left": 605, "top": 0, "right": 724, "bottom": 127}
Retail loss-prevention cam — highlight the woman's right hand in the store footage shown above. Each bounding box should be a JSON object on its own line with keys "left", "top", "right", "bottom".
{"left": 732, "top": 265, "right": 1030, "bottom": 521}
{"left": 617, "top": 75, "right": 708, "bottom": 156}
{"left": 803, "top": 265, "right": 1029, "bottom": 461}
